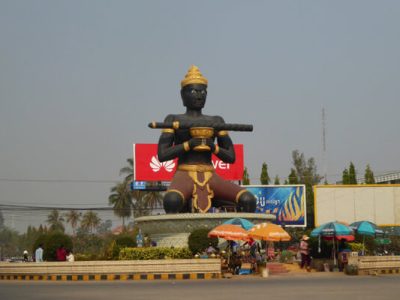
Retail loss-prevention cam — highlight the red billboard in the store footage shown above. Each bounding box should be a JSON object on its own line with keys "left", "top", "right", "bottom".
{"left": 133, "top": 144, "right": 244, "bottom": 181}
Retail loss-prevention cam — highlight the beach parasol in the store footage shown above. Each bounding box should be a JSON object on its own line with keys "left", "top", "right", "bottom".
{"left": 247, "top": 223, "right": 291, "bottom": 242}
{"left": 208, "top": 224, "right": 250, "bottom": 241}
{"left": 350, "top": 221, "right": 383, "bottom": 255}
{"left": 247, "top": 223, "right": 291, "bottom": 269}
{"left": 311, "top": 221, "right": 354, "bottom": 265}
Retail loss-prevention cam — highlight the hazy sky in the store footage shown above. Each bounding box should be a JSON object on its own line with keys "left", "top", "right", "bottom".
{"left": 1, "top": 1, "right": 399, "bottom": 231}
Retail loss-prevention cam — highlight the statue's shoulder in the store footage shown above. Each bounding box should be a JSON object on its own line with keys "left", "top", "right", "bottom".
{"left": 163, "top": 114, "right": 181, "bottom": 122}
{"left": 208, "top": 115, "right": 225, "bottom": 123}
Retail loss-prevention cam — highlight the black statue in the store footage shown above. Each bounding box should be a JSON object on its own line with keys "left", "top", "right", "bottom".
{"left": 150, "top": 65, "right": 256, "bottom": 214}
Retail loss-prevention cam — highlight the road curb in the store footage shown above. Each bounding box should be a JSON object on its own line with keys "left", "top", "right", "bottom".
{"left": 0, "top": 273, "right": 221, "bottom": 281}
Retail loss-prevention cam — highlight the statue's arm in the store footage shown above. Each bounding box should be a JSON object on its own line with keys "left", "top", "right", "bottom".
{"left": 157, "top": 115, "right": 204, "bottom": 162}
{"left": 157, "top": 115, "right": 185, "bottom": 162}
{"left": 213, "top": 116, "right": 236, "bottom": 163}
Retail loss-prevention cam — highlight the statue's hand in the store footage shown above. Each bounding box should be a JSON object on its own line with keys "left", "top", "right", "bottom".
{"left": 204, "top": 138, "right": 216, "bottom": 152}
{"left": 188, "top": 138, "right": 204, "bottom": 150}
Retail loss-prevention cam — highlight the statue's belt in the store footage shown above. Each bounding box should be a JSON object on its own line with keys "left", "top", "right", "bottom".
{"left": 177, "top": 164, "right": 215, "bottom": 172}
{"left": 176, "top": 164, "right": 214, "bottom": 213}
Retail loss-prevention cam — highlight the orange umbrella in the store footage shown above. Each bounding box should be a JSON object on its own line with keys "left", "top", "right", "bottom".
{"left": 208, "top": 224, "right": 250, "bottom": 241}
{"left": 248, "top": 223, "right": 291, "bottom": 242}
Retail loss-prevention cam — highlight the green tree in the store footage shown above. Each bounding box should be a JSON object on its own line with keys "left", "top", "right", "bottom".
{"left": 109, "top": 182, "right": 132, "bottom": 227}
{"left": 274, "top": 175, "right": 280, "bottom": 185}
{"left": 118, "top": 158, "right": 162, "bottom": 217}
{"left": 348, "top": 162, "right": 357, "bottom": 184}
{"left": 291, "top": 150, "right": 323, "bottom": 228}
{"left": 97, "top": 220, "right": 113, "bottom": 235}
{"left": 364, "top": 164, "right": 375, "bottom": 184}
{"left": 80, "top": 211, "right": 101, "bottom": 234}
{"left": 119, "top": 158, "right": 134, "bottom": 182}
{"left": 0, "top": 210, "right": 4, "bottom": 229}
{"left": 188, "top": 228, "right": 218, "bottom": 255}
{"left": 46, "top": 210, "right": 65, "bottom": 232}
{"left": 342, "top": 168, "right": 350, "bottom": 184}
{"left": 0, "top": 227, "right": 20, "bottom": 259}
{"left": 288, "top": 168, "right": 299, "bottom": 184}
{"left": 142, "top": 190, "right": 163, "bottom": 211}
{"left": 260, "top": 162, "right": 270, "bottom": 185}
{"left": 64, "top": 210, "right": 81, "bottom": 236}
{"left": 242, "top": 167, "right": 250, "bottom": 185}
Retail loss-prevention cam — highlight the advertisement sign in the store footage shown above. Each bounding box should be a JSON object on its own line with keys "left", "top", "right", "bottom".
{"left": 133, "top": 143, "right": 244, "bottom": 181}
{"left": 314, "top": 185, "right": 400, "bottom": 226}
{"left": 246, "top": 185, "right": 306, "bottom": 227}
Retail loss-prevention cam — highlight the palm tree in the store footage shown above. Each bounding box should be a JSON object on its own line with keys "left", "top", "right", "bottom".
{"left": 80, "top": 211, "right": 101, "bottom": 234}
{"left": 119, "top": 158, "right": 163, "bottom": 217}
{"left": 142, "top": 191, "right": 163, "bottom": 210}
{"left": 109, "top": 182, "right": 132, "bottom": 228}
{"left": 120, "top": 158, "right": 134, "bottom": 182}
{"left": 64, "top": 210, "right": 81, "bottom": 236}
{"left": 46, "top": 209, "right": 65, "bottom": 232}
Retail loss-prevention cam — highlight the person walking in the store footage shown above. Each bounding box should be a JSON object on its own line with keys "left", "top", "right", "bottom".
{"left": 35, "top": 244, "right": 44, "bottom": 262}
{"left": 299, "top": 235, "right": 311, "bottom": 271}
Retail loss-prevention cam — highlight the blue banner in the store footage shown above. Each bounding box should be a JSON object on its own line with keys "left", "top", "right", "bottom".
{"left": 246, "top": 185, "right": 306, "bottom": 227}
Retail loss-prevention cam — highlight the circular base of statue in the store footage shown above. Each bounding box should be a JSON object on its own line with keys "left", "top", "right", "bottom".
{"left": 135, "top": 213, "right": 275, "bottom": 248}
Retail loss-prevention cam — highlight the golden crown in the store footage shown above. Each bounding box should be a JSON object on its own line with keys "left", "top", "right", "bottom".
{"left": 181, "top": 65, "right": 208, "bottom": 87}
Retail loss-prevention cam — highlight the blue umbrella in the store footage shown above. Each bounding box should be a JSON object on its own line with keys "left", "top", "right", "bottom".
{"left": 311, "top": 221, "right": 354, "bottom": 266}
{"left": 223, "top": 218, "right": 255, "bottom": 230}
{"left": 350, "top": 221, "right": 383, "bottom": 255}
{"left": 350, "top": 221, "right": 383, "bottom": 236}
{"left": 311, "top": 221, "right": 354, "bottom": 238}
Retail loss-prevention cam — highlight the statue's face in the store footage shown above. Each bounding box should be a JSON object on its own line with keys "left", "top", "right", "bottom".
{"left": 181, "top": 84, "right": 207, "bottom": 110}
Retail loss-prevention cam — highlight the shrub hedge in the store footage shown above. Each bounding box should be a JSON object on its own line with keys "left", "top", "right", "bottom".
{"left": 119, "top": 247, "right": 193, "bottom": 260}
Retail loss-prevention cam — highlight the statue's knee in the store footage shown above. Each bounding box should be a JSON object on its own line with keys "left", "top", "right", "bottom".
{"left": 163, "top": 191, "right": 184, "bottom": 214}
{"left": 238, "top": 191, "right": 256, "bottom": 213}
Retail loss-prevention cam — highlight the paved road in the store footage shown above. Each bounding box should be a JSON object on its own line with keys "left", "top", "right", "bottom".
{"left": 1, "top": 274, "right": 399, "bottom": 300}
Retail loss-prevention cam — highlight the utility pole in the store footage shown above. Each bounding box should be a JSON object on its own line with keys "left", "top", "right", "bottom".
{"left": 322, "top": 108, "right": 327, "bottom": 183}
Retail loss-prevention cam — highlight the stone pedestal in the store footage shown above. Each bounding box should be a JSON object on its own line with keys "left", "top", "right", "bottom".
{"left": 135, "top": 213, "right": 275, "bottom": 247}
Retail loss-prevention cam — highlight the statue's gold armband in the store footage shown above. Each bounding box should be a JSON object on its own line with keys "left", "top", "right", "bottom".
{"left": 183, "top": 141, "right": 190, "bottom": 152}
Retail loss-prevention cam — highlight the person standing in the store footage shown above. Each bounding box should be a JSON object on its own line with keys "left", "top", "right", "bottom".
{"left": 299, "top": 235, "right": 311, "bottom": 271}
{"left": 56, "top": 245, "right": 67, "bottom": 261}
{"left": 66, "top": 250, "right": 75, "bottom": 262}
{"left": 35, "top": 244, "right": 44, "bottom": 262}
{"left": 23, "top": 250, "right": 29, "bottom": 262}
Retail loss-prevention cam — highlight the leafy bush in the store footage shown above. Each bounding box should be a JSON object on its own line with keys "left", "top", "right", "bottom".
{"left": 72, "top": 232, "right": 108, "bottom": 258}
{"left": 119, "top": 247, "right": 193, "bottom": 260}
{"left": 348, "top": 242, "right": 363, "bottom": 253}
{"left": 105, "top": 234, "right": 137, "bottom": 260}
{"left": 279, "top": 250, "right": 294, "bottom": 263}
{"left": 74, "top": 253, "right": 102, "bottom": 261}
{"left": 344, "top": 264, "right": 358, "bottom": 275}
{"left": 188, "top": 228, "right": 218, "bottom": 255}
{"left": 33, "top": 232, "right": 73, "bottom": 261}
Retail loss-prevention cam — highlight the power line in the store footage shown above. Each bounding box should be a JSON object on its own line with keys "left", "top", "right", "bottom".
{"left": 0, "top": 178, "right": 119, "bottom": 183}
